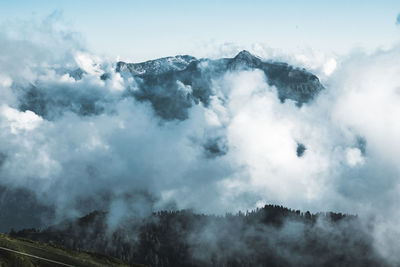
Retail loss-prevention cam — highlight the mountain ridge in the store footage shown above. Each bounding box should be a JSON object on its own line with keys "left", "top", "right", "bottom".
{"left": 18, "top": 50, "right": 324, "bottom": 121}
{"left": 115, "top": 50, "right": 324, "bottom": 120}
{"left": 12, "top": 204, "right": 387, "bottom": 267}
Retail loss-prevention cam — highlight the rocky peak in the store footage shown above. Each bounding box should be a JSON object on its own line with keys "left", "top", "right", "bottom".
{"left": 230, "top": 50, "right": 262, "bottom": 68}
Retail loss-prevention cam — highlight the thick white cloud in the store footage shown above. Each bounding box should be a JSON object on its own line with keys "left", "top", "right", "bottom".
{"left": 74, "top": 52, "right": 103, "bottom": 75}
{"left": 346, "top": 148, "right": 364, "bottom": 167}
{"left": 1, "top": 105, "right": 43, "bottom": 133}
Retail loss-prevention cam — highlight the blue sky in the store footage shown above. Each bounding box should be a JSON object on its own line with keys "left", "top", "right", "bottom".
{"left": 1, "top": 0, "right": 400, "bottom": 61}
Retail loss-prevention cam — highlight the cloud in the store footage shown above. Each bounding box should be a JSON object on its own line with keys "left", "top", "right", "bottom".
{"left": 345, "top": 148, "right": 364, "bottom": 167}
{"left": 2, "top": 14, "right": 400, "bottom": 263}
{"left": 1, "top": 106, "right": 42, "bottom": 133}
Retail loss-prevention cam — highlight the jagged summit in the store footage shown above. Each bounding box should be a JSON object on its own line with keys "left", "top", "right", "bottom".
{"left": 117, "top": 54, "right": 196, "bottom": 76}
{"left": 231, "top": 50, "right": 262, "bottom": 67}
{"left": 236, "top": 49, "right": 253, "bottom": 57}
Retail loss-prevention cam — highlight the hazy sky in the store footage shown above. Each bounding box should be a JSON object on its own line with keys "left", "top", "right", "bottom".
{"left": 1, "top": 1, "right": 400, "bottom": 61}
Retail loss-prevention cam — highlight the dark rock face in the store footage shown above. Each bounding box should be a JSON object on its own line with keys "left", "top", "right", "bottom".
{"left": 18, "top": 84, "right": 105, "bottom": 119}
{"left": 357, "top": 136, "right": 367, "bottom": 155}
{"left": 297, "top": 143, "right": 306, "bottom": 157}
{"left": 203, "top": 137, "right": 228, "bottom": 158}
{"left": 68, "top": 68, "right": 86, "bottom": 80}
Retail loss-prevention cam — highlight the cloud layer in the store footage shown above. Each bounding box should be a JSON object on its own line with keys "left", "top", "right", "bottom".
{"left": 1, "top": 16, "right": 400, "bottom": 263}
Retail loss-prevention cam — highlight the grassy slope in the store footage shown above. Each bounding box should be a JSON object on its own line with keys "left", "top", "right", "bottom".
{"left": 0, "top": 233, "right": 139, "bottom": 267}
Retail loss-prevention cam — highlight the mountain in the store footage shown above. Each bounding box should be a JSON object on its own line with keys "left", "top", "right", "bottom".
{"left": 13, "top": 205, "right": 387, "bottom": 267}
{"left": 18, "top": 51, "right": 324, "bottom": 121}
{"left": 116, "top": 50, "right": 323, "bottom": 119}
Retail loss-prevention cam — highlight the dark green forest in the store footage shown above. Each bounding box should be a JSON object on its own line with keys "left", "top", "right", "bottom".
{"left": 12, "top": 205, "right": 387, "bottom": 267}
